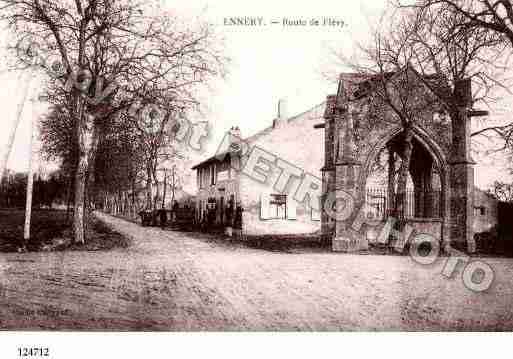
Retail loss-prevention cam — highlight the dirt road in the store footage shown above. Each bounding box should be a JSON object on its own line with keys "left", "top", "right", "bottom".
{"left": 1, "top": 212, "right": 512, "bottom": 330}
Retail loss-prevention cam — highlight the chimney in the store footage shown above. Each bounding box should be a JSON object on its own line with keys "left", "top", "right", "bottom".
{"left": 229, "top": 126, "right": 242, "bottom": 152}
{"left": 273, "top": 98, "right": 288, "bottom": 128}
{"left": 229, "top": 126, "right": 241, "bottom": 140}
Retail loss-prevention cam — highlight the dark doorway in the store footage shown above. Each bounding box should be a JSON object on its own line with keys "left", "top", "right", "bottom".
{"left": 498, "top": 202, "right": 513, "bottom": 240}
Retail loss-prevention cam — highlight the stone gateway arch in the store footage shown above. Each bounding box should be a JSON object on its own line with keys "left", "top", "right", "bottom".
{"left": 318, "top": 72, "right": 476, "bottom": 253}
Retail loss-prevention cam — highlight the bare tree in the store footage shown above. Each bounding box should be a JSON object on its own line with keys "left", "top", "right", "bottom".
{"left": 338, "top": 21, "right": 442, "bottom": 223}
{"left": 333, "top": 4, "right": 508, "bottom": 226}
{"left": 0, "top": 0, "right": 225, "bottom": 243}
{"left": 404, "top": 0, "right": 513, "bottom": 149}
{"left": 410, "top": 0, "right": 513, "bottom": 47}
{"left": 490, "top": 180, "right": 513, "bottom": 201}
{"left": 401, "top": 5, "right": 511, "bottom": 138}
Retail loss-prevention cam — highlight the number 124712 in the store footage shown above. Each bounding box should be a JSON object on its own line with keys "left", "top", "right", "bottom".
{"left": 18, "top": 348, "right": 49, "bottom": 357}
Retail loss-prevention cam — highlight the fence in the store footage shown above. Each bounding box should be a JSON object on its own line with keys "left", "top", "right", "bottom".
{"left": 365, "top": 188, "right": 442, "bottom": 220}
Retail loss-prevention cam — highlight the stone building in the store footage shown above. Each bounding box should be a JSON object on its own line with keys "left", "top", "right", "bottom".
{"left": 473, "top": 188, "right": 499, "bottom": 234}
{"left": 191, "top": 100, "right": 326, "bottom": 236}
{"left": 317, "top": 70, "right": 498, "bottom": 253}
{"left": 191, "top": 71, "right": 499, "bottom": 248}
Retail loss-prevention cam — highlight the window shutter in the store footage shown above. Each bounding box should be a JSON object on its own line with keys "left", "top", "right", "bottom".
{"left": 311, "top": 196, "right": 322, "bottom": 221}
{"left": 260, "top": 193, "right": 270, "bottom": 220}
{"left": 287, "top": 197, "right": 297, "bottom": 220}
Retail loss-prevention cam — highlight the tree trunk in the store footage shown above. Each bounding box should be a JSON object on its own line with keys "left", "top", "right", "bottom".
{"left": 387, "top": 147, "right": 396, "bottom": 218}
{"left": 146, "top": 166, "right": 153, "bottom": 210}
{"left": 171, "top": 166, "right": 176, "bottom": 204}
{"left": 72, "top": 97, "right": 90, "bottom": 245}
{"left": 125, "top": 191, "right": 129, "bottom": 216}
{"left": 86, "top": 118, "right": 102, "bottom": 211}
{"left": 66, "top": 174, "right": 73, "bottom": 222}
{"left": 119, "top": 190, "right": 124, "bottom": 214}
{"left": 71, "top": 16, "right": 90, "bottom": 245}
{"left": 162, "top": 169, "right": 167, "bottom": 209}
{"left": 131, "top": 176, "right": 136, "bottom": 218}
{"left": 153, "top": 168, "right": 160, "bottom": 212}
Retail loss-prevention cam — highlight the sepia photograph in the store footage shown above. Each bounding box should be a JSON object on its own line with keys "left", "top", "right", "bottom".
{"left": 0, "top": 0, "right": 512, "bottom": 356}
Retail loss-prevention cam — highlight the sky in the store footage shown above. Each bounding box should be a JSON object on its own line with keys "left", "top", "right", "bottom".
{"left": 0, "top": 0, "right": 511, "bottom": 190}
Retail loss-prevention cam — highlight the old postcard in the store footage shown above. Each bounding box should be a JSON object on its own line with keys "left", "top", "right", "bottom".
{"left": 0, "top": 0, "right": 512, "bottom": 357}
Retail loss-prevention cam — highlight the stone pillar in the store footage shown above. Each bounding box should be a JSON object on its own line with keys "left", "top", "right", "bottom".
{"left": 423, "top": 167, "right": 433, "bottom": 218}
{"left": 228, "top": 128, "right": 244, "bottom": 229}
{"left": 449, "top": 79, "right": 476, "bottom": 253}
{"left": 321, "top": 95, "right": 337, "bottom": 239}
{"left": 413, "top": 176, "right": 423, "bottom": 218}
{"left": 411, "top": 166, "right": 433, "bottom": 219}
{"left": 333, "top": 106, "right": 365, "bottom": 252}
{"left": 321, "top": 170, "right": 335, "bottom": 238}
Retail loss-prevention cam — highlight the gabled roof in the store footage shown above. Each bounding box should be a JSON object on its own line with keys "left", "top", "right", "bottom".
{"left": 338, "top": 68, "right": 452, "bottom": 103}
{"left": 243, "top": 101, "right": 326, "bottom": 143}
{"left": 191, "top": 151, "right": 231, "bottom": 170}
{"left": 191, "top": 102, "right": 326, "bottom": 170}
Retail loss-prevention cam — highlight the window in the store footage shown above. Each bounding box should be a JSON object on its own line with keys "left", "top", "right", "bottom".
{"left": 311, "top": 209, "right": 321, "bottom": 221}
{"left": 261, "top": 193, "right": 296, "bottom": 220}
{"left": 210, "top": 164, "right": 217, "bottom": 186}
{"left": 207, "top": 197, "right": 217, "bottom": 209}
{"left": 269, "top": 194, "right": 287, "bottom": 219}
{"left": 217, "top": 160, "right": 231, "bottom": 182}
{"left": 199, "top": 167, "right": 207, "bottom": 189}
{"left": 312, "top": 196, "right": 324, "bottom": 221}
{"left": 474, "top": 206, "right": 487, "bottom": 216}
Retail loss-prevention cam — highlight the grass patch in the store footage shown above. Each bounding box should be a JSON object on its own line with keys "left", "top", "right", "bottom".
{"left": 0, "top": 209, "right": 130, "bottom": 252}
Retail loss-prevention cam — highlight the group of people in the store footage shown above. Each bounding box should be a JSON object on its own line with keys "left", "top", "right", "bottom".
{"left": 139, "top": 199, "right": 244, "bottom": 232}
{"left": 139, "top": 201, "right": 195, "bottom": 228}
{"left": 198, "top": 201, "right": 243, "bottom": 232}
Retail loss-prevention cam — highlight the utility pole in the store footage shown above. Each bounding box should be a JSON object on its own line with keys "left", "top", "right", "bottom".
{"left": 23, "top": 97, "right": 38, "bottom": 249}
{"left": 0, "top": 70, "right": 33, "bottom": 182}
{"left": 171, "top": 165, "right": 176, "bottom": 204}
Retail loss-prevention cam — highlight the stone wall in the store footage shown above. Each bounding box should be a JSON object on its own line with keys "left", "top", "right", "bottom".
{"left": 473, "top": 188, "right": 499, "bottom": 234}
{"left": 407, "top": 219, "right": 443, "bottom": 242}
{"left": 322, "top": 71, "right": 456, "bottom": 250}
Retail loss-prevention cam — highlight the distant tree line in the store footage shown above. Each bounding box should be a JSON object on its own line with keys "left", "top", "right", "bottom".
{"left": 0, "top": 170, "right": 69, "bottom": 209}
